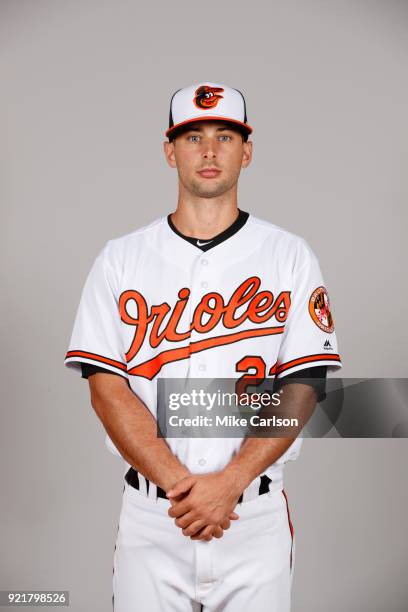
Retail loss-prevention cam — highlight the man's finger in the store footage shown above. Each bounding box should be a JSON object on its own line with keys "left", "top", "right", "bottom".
{"left": 167, "top": 476, "right": 196, "bottom": 498}
{"left": 212, "top": 526, "right": 224, "bottom": 539}
{"left": 169, "top": 491, "right": 189, "bottom": 505}
{"left": 174, "top": 511, "right": 197, "bottom": 529}
{"left": 167, "top": 500, "right": 191, "bottom": 518}
{"left": 181, "top": 519, "right": 206, "bottom": 537}
{"left": 200, "top": 524, "right": 216, "bottom": 541}
{"left": 191, "top": 524, "right": 223, "bottom": 540}
{"left": 220, "top": 518, "right": 231, "bottom": 530}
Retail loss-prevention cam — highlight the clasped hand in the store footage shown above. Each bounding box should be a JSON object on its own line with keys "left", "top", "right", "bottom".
{"left": 167, "top": 471, "right": 242, "bottom": 542}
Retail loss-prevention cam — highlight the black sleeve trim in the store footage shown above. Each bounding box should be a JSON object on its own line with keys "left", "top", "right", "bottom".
{"left": 81, "top": 362, "right": 128, "bottom": 381}
{"left": 273, "top": 365, "right": 328, "bottom": 402}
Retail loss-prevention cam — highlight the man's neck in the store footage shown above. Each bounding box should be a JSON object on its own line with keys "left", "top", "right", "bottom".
{"left": 171, "top": 192, "right": 239, "bottom": 240}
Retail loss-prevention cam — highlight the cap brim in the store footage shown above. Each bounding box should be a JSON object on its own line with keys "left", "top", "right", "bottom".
{"left": 165, "top": 116, "right": 253, "bottom": 138}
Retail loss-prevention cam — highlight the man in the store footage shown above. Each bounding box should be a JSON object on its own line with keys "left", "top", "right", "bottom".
{"left": 64, "top": 82, "right": 342, "bottom": 611}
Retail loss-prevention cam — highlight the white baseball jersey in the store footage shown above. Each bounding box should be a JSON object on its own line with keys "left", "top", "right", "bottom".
{"left": 64, "top": 212, "right": 342, "bottom": 491}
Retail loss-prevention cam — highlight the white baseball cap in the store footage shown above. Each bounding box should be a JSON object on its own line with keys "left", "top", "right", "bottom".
{"left": 166, "top": 82, "right": 253, "bottom": 139}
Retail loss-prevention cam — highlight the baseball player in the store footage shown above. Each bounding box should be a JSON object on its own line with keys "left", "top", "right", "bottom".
{"left": 64, "top": 82, "right": 342, "bottom": 611}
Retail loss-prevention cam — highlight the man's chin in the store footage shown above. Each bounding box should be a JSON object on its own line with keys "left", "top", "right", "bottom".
{"left": 190, "top": 180, "right": 232, "bottom": 199}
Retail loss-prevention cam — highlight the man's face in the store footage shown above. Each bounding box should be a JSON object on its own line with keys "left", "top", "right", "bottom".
{"left": 163, "top": 121, "right": 252, "bottom": 199}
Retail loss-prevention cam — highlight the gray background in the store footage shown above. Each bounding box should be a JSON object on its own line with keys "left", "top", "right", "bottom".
{"left": 1, "top": 1, "right": 407, "bottom": 610}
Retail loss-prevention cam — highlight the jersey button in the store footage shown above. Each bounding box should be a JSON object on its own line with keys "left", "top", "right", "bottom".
{"left": 201, "top": 281, "right": 208, "bottom": 288}
{"left": 198, "top": 458, "right": 206, "bottom": 466}
{"left": 201, "top": 259, "right": 209, "bottom": 266}
{"left": 198, "top": 363, "right": 206, "bottom": 371}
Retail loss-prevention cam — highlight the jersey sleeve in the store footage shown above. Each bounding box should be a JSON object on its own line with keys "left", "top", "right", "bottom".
{"left": 275, "top": 239, "right": 342, "bottom": 378}
{"left": 64, "top": 241, "right": 129, "bottom": 379}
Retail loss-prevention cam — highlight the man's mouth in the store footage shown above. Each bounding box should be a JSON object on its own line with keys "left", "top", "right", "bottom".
{"left": 197, "top": 168, "right": 221, "bottom": 179}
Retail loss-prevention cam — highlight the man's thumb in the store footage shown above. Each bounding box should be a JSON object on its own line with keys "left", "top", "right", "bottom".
{"left": 167, "top": 476, "right": 195, "bottom": 498}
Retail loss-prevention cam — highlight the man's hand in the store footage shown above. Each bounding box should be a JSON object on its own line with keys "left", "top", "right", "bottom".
{"left": 169, "top": 493, "right": 238, "bottom": 541}
{"left": 168, "top": 491, "right": 239, "bottom": 541}
{"left": 167, "top": 472, "right": 244, "bottom": 540}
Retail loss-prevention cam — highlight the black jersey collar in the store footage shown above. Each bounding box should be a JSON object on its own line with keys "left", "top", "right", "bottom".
{"left": 167, "top": 209, "right": 250, "bottom": 252}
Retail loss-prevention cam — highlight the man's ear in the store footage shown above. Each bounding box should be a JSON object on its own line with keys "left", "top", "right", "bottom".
{"left": 163, "top": 140, "right": 177, "bottom": 168}
{"left": 241, "top": 140, "right": 253, "bottom": 168}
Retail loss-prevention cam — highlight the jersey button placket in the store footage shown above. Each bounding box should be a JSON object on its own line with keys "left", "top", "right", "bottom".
{"left": 189, "top": 256, "right": 212, "bottom": 376}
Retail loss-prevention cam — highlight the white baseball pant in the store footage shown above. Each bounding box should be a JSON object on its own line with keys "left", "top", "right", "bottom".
{"left": 112, "top": 480, "right": 295, "bottom": 611}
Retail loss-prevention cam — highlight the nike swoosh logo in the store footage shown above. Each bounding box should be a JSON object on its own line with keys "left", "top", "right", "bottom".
{"left": 197, "top": 240, "right": 213, "bottom": 246}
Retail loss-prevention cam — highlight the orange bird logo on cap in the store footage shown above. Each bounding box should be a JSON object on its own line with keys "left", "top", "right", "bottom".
{"left": 194, "top": 85, "right": 224, "bottom": 109}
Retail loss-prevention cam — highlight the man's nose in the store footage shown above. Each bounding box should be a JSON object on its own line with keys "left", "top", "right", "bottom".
{"left": 202, "top": 138, "right": 218, "bottom": 159}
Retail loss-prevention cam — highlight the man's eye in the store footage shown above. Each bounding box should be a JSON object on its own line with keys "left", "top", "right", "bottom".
{"left": 188, "top": 135, "right": 200, "bottom": 142}
{"left": 219, "top": 135, "right": 232, "bottom": 142}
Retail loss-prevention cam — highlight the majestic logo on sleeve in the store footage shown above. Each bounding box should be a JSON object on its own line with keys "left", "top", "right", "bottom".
{"left": 309, "top": 286, "right": 334, "bottom": 333}
{"left": 119, "top": 276, "right": 291, "bottom": 379}
{"left": 194, "top": 85, "right": 224, "bottom": 109}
